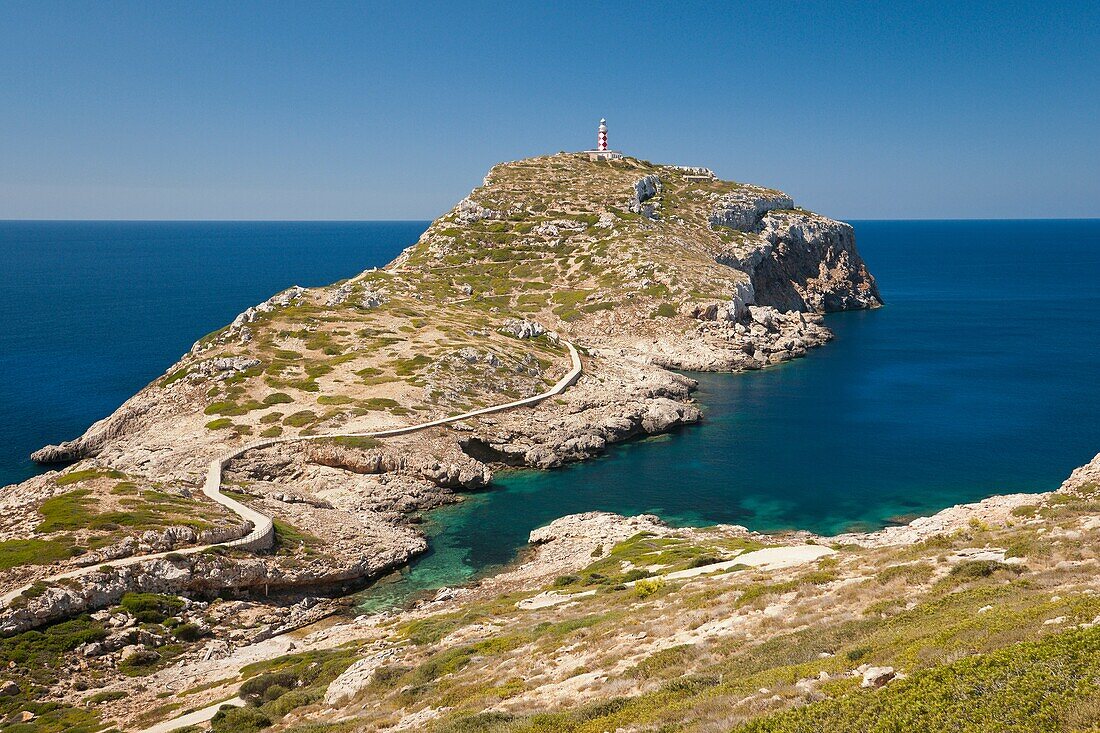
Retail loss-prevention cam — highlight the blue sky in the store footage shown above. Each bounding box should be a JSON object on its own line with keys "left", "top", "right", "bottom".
{"left": 1, "top": 1, "right": 1097, "bottom": 220}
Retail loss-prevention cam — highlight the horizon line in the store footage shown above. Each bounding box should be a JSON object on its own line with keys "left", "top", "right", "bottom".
{"left": 2, "top": 217, "right": 1099, "bottom": 224}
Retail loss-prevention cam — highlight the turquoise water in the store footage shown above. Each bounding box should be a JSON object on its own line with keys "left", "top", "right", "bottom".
{"left": 2, "top": 220, "right": 1098, "bottom": 612}
{"left": 355, "top": 219, "right": 1100, "bottom": 609}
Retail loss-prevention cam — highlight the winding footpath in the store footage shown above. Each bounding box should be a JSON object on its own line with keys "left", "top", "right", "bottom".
{"left": 1, "top": 342, "right": 582, "bottom": 607}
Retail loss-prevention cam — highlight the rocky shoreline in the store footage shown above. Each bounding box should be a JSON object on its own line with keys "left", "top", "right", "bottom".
{"left": 83, "top": 450, "right": 1099, "bottom": 733}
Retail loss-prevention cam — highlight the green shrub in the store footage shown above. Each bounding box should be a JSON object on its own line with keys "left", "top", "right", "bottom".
{"left": 737, "top": 627, "right": 1100, "bottom": 733}
{"left": 263, "top": 684, "right": 289, "bottom": 702}
{"left": 628, "top": 644, "right": 698, "bottom": 680}
{"left": 283, "top": 411, "right": 317, "bottom": 427}
{"left": 118, "top": 592, "right": 184, "bottom": 624}
{"left": 55, "top": 468, "right": 124, "bottom": 486}
{"left": 205, "top": 417, "right": 233, "bottom": 430}
{"left": 876, "top": 562, "right": 934, "bottom": 585}
{"left": 330, "top": 436, "right": 380, "bottom": 450}
{"left": 262, "top": 392, "right": 293, "bottom": 405}
{"left": 240, "top": 671, "right": 297, "bottom": 703}
{"left": 173, "top": 623, "right": 203, "bottom": 642}
{"left": 393, "top": 354, "right": 431, "bottom": 375}
{"left": 0, "top": 537, "right": 80, "bottom": 569}
{"left": 272, "top": 519, "right": 321, "bottom": 551}
{"left": 362, "top": 397, "right": 400, "bottom": 410}
{"left": 399, "top": 616, "right": 463, "bottom": 645}
{"left": 117, "top": 648, "right": 162, "bottom": 675}
{"left": 949, "top": 560, "right": 1023, "bottom": 580}
{"left": 86, "top": 689, "right": 127, "bottom": 704}
{"left": 371, "top": 664, "right": 412, "bottom": 689}
{"left": 162, "top": 367, "right": 191, "bottom": 385}
{"left": 211, "top": 705, "right": 271, "bottom": 733}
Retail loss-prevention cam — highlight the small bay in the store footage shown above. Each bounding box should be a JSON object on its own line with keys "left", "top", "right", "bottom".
{"left": 356, "top": 219, "right": 1100, "bottom": 608}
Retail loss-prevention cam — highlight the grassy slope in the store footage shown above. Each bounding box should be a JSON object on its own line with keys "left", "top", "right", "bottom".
{"left": 175, "top": 153, "right": 794, "bottom": 440}
{"left": 226, "top": 476, "right": 1100, "bottom": 733}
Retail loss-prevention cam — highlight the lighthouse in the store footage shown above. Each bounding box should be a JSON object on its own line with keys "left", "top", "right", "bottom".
{"left": 585, "top": 118, "right": 622, "bottom": 161}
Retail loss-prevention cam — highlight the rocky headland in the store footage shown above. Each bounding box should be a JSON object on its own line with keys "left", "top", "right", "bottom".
{"left": 0, "top": 153, "right": 902, "bottom": 730}
{"left": 3, "top": 154, "right": 880, "bottom": 627}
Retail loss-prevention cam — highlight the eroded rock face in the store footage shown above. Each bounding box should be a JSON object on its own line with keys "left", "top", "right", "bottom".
{"left": 458, "top": 358, "right": 701, "bottom": 470}
{"left": 30, "top": 405, "right": 149, "bottom": 464}
{"left": 753, "top": 212, "right": 882, "bottom": 312}
{"left": 190, "top": 357, "right": 262, "bottom": 381}
{"left": 710, "top": 190, "right": 794, "bottom": 231}
{"left": 76, "top": 523, "right": 251, "bottom": 566}
{"left": 300, "top": 442, "right": 490, "bottom": 489}
{"left": 0, "top": 527, "right": 426, "bottom": 635}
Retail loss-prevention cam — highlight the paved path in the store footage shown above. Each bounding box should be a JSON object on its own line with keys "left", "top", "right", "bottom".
{"left": 2, "top": 342, "right": 582, "bottom": 607}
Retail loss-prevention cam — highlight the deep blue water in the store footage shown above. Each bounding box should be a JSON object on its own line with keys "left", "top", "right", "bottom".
{"left": 2, "top": 220, "right": 1098, "bottom": 611}
{"left": 0, "top": 221, "right": 428, "bottom": 486}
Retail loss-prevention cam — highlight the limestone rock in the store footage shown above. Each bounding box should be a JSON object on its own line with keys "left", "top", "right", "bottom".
{"left": 326, "top": 282, "right": 355, "bottom": 306}
{"left": 709, "top": 189, "right": 794, "bottom": 231}
{"left": 324, "top": 649, "right": 396, "bottom": 705}
{"left": 860, "top": 666, "right": 896, "bottom": 688}
{"left": 642, "top": 398, "right": 700, "bottom": 433}
{"left": 633, "top": 175, "right": 661, "bottom": 204}
{"left": 31, "top": 404, "right": 149, "bottom": 463}
{"left": 500, "top": 318, "right": 547, "bottom": 339}
{"left": 361, "top": 287, "right": 386, "bottom": 309}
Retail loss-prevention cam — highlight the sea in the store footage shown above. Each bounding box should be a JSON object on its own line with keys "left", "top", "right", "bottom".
{"left": 2, "top": 219, "right": 1098, "bottom": 610}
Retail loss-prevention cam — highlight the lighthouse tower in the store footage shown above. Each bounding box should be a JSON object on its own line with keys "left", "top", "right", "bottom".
{"left": 585, "top": 118, "right": 622, "bottom": 161}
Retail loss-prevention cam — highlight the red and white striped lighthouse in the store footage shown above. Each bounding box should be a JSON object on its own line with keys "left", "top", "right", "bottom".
{"left": 585, "top": 118, "right": 621, "bottom": 160}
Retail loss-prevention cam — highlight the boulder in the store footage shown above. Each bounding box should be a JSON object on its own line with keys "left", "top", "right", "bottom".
{"left": 860, "top": 666, "right": 896, "bottom": 688}
{"left": 500, "top": 318, "right": 546, "bottom": 339}
{"left": 324, "top": 650, "right": 396, "bottom": 705}
{"left": 361, "top": 287, "right": 386, "bottom": 309}
{"left": 641, "top": 398, "right": 700, "bottom": 434}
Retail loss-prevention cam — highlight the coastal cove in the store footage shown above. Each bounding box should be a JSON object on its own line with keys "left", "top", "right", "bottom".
{"left": 3, "top": 219, "right": 1099, "bottom": 612}
{"left": 358, "top": 220, "right": 1100, "bottom": 608}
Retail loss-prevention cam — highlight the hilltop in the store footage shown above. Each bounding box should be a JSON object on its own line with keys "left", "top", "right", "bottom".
{"left": 0, "top": 153, "right": 887, "bottom": 730}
